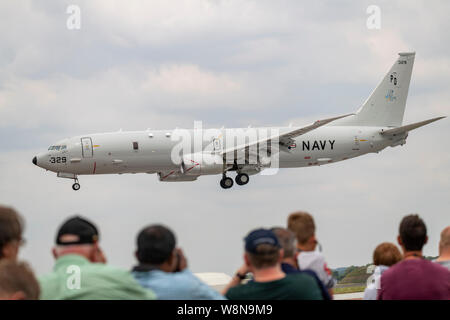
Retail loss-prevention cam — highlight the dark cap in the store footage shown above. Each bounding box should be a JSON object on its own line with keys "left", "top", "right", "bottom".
{"left": 244, "top": 228, "right": 281, "bottom": 254}
{"left": 56, "top": 216, "right": 99, "bottom": 246}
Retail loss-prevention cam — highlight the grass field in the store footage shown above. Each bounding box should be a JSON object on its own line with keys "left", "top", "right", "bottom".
{"left": 334, "top": 285, "right": 366, "bottom": 294}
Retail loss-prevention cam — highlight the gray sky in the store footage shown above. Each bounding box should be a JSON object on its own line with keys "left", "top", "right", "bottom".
{"left": 0, "top": 0, "right": 449, "bottom": 277}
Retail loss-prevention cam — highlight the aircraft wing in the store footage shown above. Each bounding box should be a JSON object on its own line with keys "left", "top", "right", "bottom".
{"left": 220, "top": 114, "right": 353, "bottom": 158}
{"left": 380, "top": 116, "right": 446, "bottom": 136}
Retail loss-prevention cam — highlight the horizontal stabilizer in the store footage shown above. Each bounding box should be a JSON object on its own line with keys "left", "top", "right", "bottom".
{"left": 380, "top": 116, "right": 446, "bottom": 135}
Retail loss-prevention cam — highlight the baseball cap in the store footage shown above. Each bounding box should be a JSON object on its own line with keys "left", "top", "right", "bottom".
{"left": 244, "top": 228, "right": 281, "bottom": 254}
{"left": 56, "top": 216, "right": 99, "bottom": 246}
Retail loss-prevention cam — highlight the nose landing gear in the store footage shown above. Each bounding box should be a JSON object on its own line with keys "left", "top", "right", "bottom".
{"left": 72, "top": 181, "right": 81, "bottom": 191}
{"left": 57, "top": 172, "right": 81, "bottom": 191}
{"left": 72, "top": 178, "right": 81, "bottom": 191}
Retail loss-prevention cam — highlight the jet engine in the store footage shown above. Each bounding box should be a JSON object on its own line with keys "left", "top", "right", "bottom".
{"left": 389, "top": 132, "right": 408, "bottom": 147}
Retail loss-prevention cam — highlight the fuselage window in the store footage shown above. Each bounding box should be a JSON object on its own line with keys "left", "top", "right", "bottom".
{"left": 48, "top": 145, "right": 67, "bottom": 151}
{"left": 133, "top": 142, "right": 139, "bottom": 150}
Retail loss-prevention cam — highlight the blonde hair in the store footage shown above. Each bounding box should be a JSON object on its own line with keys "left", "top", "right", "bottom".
{"left": 287, "top": 211, "right": 315, "bottom": 244}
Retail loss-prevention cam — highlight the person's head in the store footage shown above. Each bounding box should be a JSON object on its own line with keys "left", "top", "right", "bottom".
{"left": 397, "top": 214, "right": 428, "bottom": 253}
{"left": 135, "top": 224, "right": 178, "bottom": 272}
{"left": 271, "top": 227, "right": 298, "bottom": 264}
{"left": 52, "top": 216, "right": 105, "bottom": 263}
{"left": 439, "top": 226, "right": 450, "bottom": 257}
{"left": 0, "top": 260, "right": 40, "bottom": 300}
{"left": 373, "top": 242, "right": 402, "bottom": 267}
{"left": 0, "top": 206, "right": 24, "bottom": 261}
{"left": 244, "top": 228, "right": 283, "bottom": 272}
{"left": 287, "top": 211, "right": 316, "bottom": 251}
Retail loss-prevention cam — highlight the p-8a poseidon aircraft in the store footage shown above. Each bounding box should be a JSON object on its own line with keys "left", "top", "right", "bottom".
{"left": 33, "top": 52, "right": 445, "bottom": 190}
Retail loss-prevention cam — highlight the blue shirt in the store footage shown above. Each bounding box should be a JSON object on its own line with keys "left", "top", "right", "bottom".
{"left": 132, "top": 269, "right": 226, "bottom": 300}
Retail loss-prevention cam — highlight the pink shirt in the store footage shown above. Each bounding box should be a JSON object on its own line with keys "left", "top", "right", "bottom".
{"left": 378, "top": 258, "right": 450, "bottom": 300}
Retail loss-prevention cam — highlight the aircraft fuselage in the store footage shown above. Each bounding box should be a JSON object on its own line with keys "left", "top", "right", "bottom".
{"left": 34, "top": 125, "right": 393, "bottom": 176}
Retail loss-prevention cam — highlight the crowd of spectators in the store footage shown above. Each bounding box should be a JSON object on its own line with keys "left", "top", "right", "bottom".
{"left": 0, "top": 205, "right": 448, "bottom": 300}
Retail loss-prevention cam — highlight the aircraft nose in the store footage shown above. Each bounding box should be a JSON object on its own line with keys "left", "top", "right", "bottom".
{"left": 32, "top": 156, "right": 37, "bottom": 166}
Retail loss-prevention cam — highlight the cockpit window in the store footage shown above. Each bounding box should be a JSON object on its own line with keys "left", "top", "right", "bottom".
{"left": 48, "top": 145, "right": 67, "bottom": 151}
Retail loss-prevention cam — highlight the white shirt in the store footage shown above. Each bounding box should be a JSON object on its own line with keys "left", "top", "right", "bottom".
{"left": 363, "top": 265, "right": 389, "bottom": 300}
{"left": 297, "top": 251, "right": 336, "bottom": 289}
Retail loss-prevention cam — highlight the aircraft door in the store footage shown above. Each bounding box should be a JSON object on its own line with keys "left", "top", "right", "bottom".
{"left": 213, "top": 138, "right": 222, "bottom": 152}
{"left": 81, "top": 137, "right": 93, "bottom": 158}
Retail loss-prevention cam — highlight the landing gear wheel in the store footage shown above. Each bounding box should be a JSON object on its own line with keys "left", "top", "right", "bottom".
{"left": 72, "top": 183, "right": 81, "bottom": 191}
{"left": 235, "top": 173, "right": 249, "bottom": 186}
{"left": 220, "top": 177, "right": 234, "bottom": 189}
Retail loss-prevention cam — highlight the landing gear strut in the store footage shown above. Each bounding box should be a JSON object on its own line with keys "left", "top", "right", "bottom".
{"left": 220, "top": 174, "right": 234, "bottom": 189}
{"left": 72, "top": 178, "right": 81, "bottom": 191}
{"left": 57, "top": 172, "right": 81, "bottom": 191}
{"left": 235, "top": 173, "right": 249, "bottom": 186}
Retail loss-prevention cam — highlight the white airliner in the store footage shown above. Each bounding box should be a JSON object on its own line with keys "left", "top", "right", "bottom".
{"left": 33, "top": 52, "right": 445, "bottom": 190}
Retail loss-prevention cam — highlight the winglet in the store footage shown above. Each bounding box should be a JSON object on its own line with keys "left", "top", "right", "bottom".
{"left": 380, "top": 116, "right": 446, "bottom": 135}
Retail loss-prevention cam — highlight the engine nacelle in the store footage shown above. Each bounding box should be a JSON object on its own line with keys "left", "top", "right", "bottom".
{"left": 181, "top": 153, "right": 224, "bottom": 176}
{"left": 390, "top": 139, "right": 407, "bottom": 147}
{"left": 389, "top": 133, "right": 408, "bottom": 147}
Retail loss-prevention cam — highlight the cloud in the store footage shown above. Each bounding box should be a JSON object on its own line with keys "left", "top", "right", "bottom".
{"left": 0, "top": 0, "right": 449, "bottom": 277}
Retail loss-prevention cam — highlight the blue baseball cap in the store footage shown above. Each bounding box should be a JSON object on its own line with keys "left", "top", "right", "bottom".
{"left": 244, "top": 228, "right": 281, "bottom": 254}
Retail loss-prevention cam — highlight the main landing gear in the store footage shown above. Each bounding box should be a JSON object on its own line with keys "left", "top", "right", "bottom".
{"left": 220, "top": 175, "right": 234, "bottom": 189}
{"left": 235, "top": 173, "right": 249, "bottom": 186}
{"left": 220, "top": 173, "right": 249, "bottom": 189}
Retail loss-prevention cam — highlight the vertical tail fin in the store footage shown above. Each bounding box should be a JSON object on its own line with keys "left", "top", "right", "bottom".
{"left": 337, "top": 52, "right": 415, "bottom": 127}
